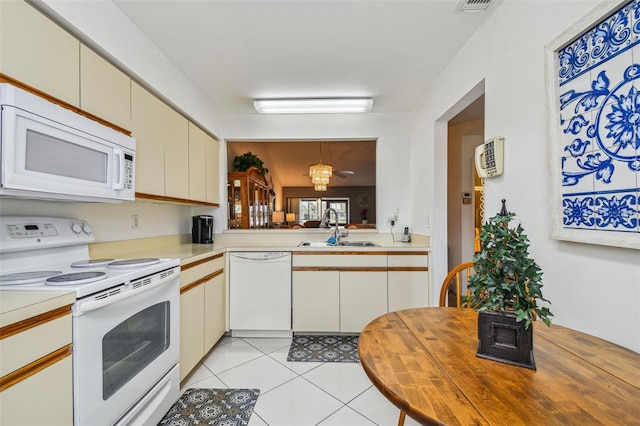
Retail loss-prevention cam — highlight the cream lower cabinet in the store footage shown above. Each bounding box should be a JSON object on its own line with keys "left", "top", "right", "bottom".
{"left": 292, "top": 270, "right": 340, "bottom": 332}
{"left": 0, "top": 302, "right": 74, "bottom": 426}
{"left": 292, "top": 252, "right": 387, "bottom": 333}
{"left": 180, "top": 283, "right": 205, "bottom": 380}
{"left": 340, "top": 271, "right": 388, "bottom": 333}
{"left": 204, "top": 274, "right": 225, "bottom": 350}
{"left": 179, "top": 253, "right": 225, "bottom": 381}
{"left": 387, "top": 251, "right": 430, "bottom": 311}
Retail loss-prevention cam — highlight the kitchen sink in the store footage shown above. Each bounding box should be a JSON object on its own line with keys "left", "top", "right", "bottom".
{"left": 337, "top": 241, "right": 379, "bottom": 247}
{"left": 299, "top": 241, "right": 333, "bottom": 247}
{"left": 298, "top": 241, "right": 379, "bottom": 247}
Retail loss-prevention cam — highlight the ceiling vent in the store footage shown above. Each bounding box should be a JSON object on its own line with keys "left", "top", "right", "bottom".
{"left": 456, "top": 0, "right": 492, "bottom": 13}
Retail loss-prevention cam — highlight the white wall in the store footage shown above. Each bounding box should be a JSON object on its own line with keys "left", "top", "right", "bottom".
{"left": 0, "top": 198, "right": 195, "bottom": 242}
{"left": 411, "top": 0, "right": 640, "bottom": 351}
{"left": 221, "top": 113, "right": 412, "bottom": 234}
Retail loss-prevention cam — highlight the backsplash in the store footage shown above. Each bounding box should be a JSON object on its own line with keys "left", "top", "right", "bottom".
{"left": 557, "top": 0, "right": 639, "bottom": 239}
{"left": 0, "top": 198, "right": 197, "bottom": 242}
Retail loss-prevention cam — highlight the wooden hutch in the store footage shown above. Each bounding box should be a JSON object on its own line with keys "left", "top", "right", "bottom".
{"left": 228, "top": 166, "right": 270, "bottom": 229}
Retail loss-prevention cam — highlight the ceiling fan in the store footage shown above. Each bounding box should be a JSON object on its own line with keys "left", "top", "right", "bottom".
{"left": 333, "top": 169, "right": 355, "bottom": 178}
{"left": 304, "top": 142, "right": 355, "bottom": 179}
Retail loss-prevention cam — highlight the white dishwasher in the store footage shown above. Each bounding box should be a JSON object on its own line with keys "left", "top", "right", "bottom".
{"left": 229, "top": 252, "right": 292, "bottom": 337}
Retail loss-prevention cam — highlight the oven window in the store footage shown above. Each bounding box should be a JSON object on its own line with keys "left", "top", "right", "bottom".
{"left": 102, "top": 302, "right": 170, "bottom": 400}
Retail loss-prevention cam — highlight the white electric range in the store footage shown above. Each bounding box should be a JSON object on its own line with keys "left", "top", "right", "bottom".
{"left": 0, "top": 216, "right": 181, "bottom": 426}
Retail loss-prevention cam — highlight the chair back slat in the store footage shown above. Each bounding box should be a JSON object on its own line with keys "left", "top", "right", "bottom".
{"left": 438, "top": 261, "right": 474, "bottom": 307}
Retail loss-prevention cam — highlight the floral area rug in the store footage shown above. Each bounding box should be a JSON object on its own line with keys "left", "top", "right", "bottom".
{"left": 286, "top": 334, "right": 360, "bottom": 363}
{"left": 158, "top": 388, "right": 259, "bottom": 426}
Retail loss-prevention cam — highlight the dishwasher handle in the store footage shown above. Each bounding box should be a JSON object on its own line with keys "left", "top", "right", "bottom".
{"left": 230, "top": 252, "right": 291, "bottom": 261}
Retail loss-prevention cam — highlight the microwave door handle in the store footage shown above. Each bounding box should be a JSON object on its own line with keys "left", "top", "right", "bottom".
{"left": 112, "top": 148, "right": 124, "bottom": 190}
{"left": 112, "top": 148, "right": 125, "bottom": 190}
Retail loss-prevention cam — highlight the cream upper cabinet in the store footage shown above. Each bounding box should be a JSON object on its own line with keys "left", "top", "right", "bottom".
{"left": 163, "top": 112, "right": 189, "bottom": 199}
{"left": 190, "top": 122, "right": 220, "bottom": 204}
{"left": 80, "top": 45, "right": 131, "bottom": 130}
{"left": 188, "top": 122, "right": 207, "bottom": 202}
{"left": 205, "top": 135, "right": 220, "bottom": 204}
{"left": 131, "top": 82, "right": 166, "bottom": 195}
{"left": 132, "top": 82, "right": 189, "bottom": 198}
{"left": 0, "top": 0, "right": 80, "bottom": 106}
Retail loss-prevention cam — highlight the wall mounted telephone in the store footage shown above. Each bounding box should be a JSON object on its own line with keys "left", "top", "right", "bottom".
{"left": 475, "top": 137, "right": 504, "bottom": 178}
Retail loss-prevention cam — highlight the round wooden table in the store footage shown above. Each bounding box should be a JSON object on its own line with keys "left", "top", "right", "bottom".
{"left": 358, "top": 307, "right": 640, "bottom": 425}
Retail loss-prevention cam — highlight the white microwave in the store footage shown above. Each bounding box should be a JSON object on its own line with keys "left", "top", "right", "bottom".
{"left": 0, "top": 83, "right": 135, "bottom": 203}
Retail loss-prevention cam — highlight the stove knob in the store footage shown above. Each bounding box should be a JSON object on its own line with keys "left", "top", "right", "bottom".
{"left": 82, "top": 223, "right": 93, "bottom": 235}
{"left": 71, "top": 223, "right": 82, "bottom": 234}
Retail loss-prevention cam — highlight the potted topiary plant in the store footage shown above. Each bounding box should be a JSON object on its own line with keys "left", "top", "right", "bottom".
{"left": 232, "top": 152, "right": 269, "bottom": 176}
{"left": 465, "top": 200, "right": 552, "bottom": 370}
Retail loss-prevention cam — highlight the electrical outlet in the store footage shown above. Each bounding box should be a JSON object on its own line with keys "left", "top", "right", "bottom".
{"left": 132, "top": 215, "right": 139, "bottom": 229}
{"left": 386, "top": 216, "right": 395, "bottom": 226}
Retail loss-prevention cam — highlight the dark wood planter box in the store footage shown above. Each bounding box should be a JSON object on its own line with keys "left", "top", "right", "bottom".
{"left": 476, "top": 310, "right": 536, "bottom": 370}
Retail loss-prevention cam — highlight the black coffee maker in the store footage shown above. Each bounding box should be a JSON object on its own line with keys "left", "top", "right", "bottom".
{"left": 192, "top": 215, "right": 214, "bottom": 244}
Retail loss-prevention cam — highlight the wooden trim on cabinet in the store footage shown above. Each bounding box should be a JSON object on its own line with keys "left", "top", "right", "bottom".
{"left": 203, "top": 269, "right": 224, "bottom": 282}
{"left": 388, "top": 267, "right": 429, "bottom": 272}
{"left": 180, "top": 269, "right": 224, "bottom": 294}
{"left": 292, "top": 251, "right": 387, "bottom": 256}
{"left": 293, "top": 266, "right": 388, "bottom": 272}
{"left": 180, "top": 280, "right": 202, "bottom": 294}
{"left": 136, "top": 192, "right": 220, "bottom": 207}
{"left": 0, "top": 73, "right": 131, "bottom": 136}
{"left": 0, "top": 344, "right": 72, "bottom": 392}
{"left": 0, "top": 304, "right": 73, "bottom": 340}
{"left": 182, "top": 253, "right": 224, "bottom": 271}
{"left": 387, "top": 251, "right": 429, "bottom": 256}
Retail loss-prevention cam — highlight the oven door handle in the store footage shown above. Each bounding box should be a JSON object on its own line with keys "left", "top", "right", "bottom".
{"left": 76, "top": 274, "right": 177, "bottom": 314}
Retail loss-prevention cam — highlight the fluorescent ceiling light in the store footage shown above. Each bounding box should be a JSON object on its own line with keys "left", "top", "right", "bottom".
{"left": 254, "top": 97, "right": 374, "bottom": 114}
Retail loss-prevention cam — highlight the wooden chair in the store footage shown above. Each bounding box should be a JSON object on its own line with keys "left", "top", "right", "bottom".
{"left": 438, "top": 261, "right": 474, "bottom": 307}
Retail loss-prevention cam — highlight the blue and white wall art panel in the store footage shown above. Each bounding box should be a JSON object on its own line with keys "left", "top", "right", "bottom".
{"left": 547, "top": 0, "right": 640, "bottom": 249}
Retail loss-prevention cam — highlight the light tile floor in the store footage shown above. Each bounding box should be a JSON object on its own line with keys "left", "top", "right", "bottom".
{"left": 180, "top": 336, "right": 422, "bottom": 426}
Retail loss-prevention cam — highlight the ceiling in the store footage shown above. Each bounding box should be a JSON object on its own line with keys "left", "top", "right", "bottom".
{"left": 108, "top": 0, "right": 492, "bottom": 188}
{"left": 112, "top": 0, "right": 497, "bottom": 114}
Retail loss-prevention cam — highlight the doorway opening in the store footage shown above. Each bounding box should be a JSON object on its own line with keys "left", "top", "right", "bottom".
{"left": 446, "top": 95, "right": 485, "bottom": 274}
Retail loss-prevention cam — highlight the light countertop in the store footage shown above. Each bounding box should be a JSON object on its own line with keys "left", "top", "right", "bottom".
{"left": 89, "top": 233, "right": 430, "bottom": 264}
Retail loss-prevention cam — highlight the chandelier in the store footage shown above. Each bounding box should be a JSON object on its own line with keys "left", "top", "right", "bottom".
{"left": 309, "top": 143, "right": 333, "bottom": 190}
{"left": 309, "top": 163, "right": 332, "bottom": 184}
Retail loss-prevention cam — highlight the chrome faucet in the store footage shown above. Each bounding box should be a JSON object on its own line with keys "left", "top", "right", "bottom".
{"left": 320, "top": 208, "right": 347, "bottom": 244}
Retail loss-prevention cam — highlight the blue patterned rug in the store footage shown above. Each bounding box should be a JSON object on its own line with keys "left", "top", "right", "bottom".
{"left": 287, "top": 334, "right": 360, "bottom": 363}
{"left": 158, "top": 388, "right": 259, "bottom": 426}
